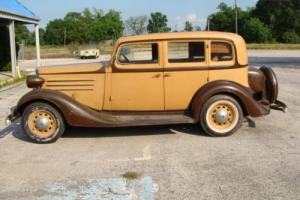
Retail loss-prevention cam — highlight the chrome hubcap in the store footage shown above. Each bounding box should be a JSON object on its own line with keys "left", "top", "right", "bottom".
{"left": 215, "top": 109, "right": 229, "bottom": 123}
{"left": 35, "top": 116, "right": 50, "bottom": 131}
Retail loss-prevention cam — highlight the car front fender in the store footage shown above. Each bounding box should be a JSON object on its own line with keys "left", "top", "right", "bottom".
{"left": 15, "top": 89, "right": 112, "bottom": 127}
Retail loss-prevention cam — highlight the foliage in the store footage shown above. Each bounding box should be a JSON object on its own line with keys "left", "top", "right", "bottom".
{"left": 194, "top": 25, "right": 202, "bottom": 31}
{"left": 125, "top": 15, "right": 148, "bottom": 35}
{"left": 0, "top": 74, "right": 27, "bottom": 89}
{"left": 241, "top": 18, "right": 273, "bottom": 43}
{"left": 15, "top": 24, "right": 31, "bottom": 45}
{"left": 44, "top": 8, "right": 124, "bottom": 45}
{"left": 282, "top": 31, "right": 300, "bottom": 43}
{"left": 252, "top": 0, "right": 300, "bottom": 43}
{"left": 209, "top": 3, "right": 273, "bottom": 43}
{"left": 147, "top": 12, "right": 171, "bottom": 33}
{"left": 184, "top": 21, "right": 193, "bottom": 32}
{"left": 208, "top": 1, "right": 299, "bottom": 43}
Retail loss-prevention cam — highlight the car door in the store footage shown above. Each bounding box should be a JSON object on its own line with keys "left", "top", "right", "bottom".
{"left": 163, "top": 40, "right": 209, "bottom": 110}
{"left": 110, "top": 42, "right": 164, "bottom": 111}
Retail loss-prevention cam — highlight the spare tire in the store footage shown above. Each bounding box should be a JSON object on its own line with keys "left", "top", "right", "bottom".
{"left": 260, "top": 66, "right": 278, "bottom": 104}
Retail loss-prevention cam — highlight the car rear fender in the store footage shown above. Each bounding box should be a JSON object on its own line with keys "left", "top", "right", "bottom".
{"left": 190, "top": 80, "right": 270, "bottom": 121}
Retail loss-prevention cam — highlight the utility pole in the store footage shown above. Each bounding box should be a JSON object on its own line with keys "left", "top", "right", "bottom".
{"left": 63, "top": 28, "right": 67, "bottom": 47}
{"left": 235, "top": 0, "right": 238, "bottom": 34}
{"left": 207, "top": 17, "right": 210, "bottom": 31}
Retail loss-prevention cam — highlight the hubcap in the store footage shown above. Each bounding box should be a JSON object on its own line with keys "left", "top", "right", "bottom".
{"left": 35, "top": 116, "right": 50, "bottom": 131}
{"left": 215, "top": 109, "right": 229, "bottom": 123}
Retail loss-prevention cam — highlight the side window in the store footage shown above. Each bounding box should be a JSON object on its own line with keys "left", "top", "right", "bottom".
{"left": 118, "top": 43, "right": 158, "bottom": 64}
{"left": 168, "top": 42, "right": 205, "bottom": 63}
{"left": 211, "top": 42, "right": 233, "bottom": 62}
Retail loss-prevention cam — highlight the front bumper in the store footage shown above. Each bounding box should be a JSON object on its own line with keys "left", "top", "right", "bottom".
{"left": 5, "top": 106, "right": 19, "bottom": 126}
{"left": 270, "top": 100, "right": 288, "bottom": 113}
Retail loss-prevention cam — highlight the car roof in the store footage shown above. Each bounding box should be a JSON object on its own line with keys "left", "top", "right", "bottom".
{"left": 117, "top": 31, "right": 244, "bottom": 44}
{"left": 115, "top": 31, "right": 248, "bottom": 66}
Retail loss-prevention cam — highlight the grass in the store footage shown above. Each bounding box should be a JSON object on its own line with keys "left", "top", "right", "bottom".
{"left": 247, "top": 43, "right": 300, "bottom": 50}
{"left": 22, "top": 43, "right": 114, "bottom": 60}
{"left": 121, "top": 171, "right": 141, "bottom": 180}
{"left": 0, "top": 74, "right": 26, "bottom": 89}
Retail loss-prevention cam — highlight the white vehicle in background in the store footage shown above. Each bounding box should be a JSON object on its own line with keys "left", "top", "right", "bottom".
{"left": 79, "top": 49, "right": 100, "bottom": 59}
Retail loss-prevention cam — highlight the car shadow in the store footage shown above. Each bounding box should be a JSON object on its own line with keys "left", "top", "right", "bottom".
{"left": 0, "top": 120, "right": 30, "bottom": 142}
{"left": 0, "top": 120, "right": 208, "bottom": 143}
{"left": 62, "top": 124, "right": 207, "bottom": 139}
{"left": 1, "top": 117, "right": 258, "bottom": 143}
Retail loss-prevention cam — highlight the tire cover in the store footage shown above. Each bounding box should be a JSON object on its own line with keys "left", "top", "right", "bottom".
{"left": 260, "top": 66, "right": 278, "bottom": 104}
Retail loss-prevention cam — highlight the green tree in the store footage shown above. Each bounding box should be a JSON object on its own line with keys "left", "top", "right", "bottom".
{"left": 184, "top": 21, "right": 193, "bottom": 32}
{"left": 44, "top": 8, "right": 124, "bottom": 45}
{"left": 282, "top": 31, "right": 300, "bottom": 43}
{"left": 44, "top": 19, "right": 66, "bottom": 45}
{"left": 253, "top": 0, "right": 300, "bottom": 42}
{"left": 241, "top": 18, "right": 273, "bottom": 43}
{"left": 147, "top": 12, "right": 171, "bottom": 33}
{"left": 15, "top": 24, "right": 31, "bottom": 45}
{"left": 208, "top": 3, "right": 274, "bottom": 43}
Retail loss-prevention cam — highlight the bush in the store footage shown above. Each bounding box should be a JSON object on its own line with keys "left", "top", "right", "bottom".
{"left": 282, "top": 31, "right": 300, "bottom": 44}
{"left": 1, "top": 63, "right": 11, "bottom": 72}
{"left": 241, "top": 18, "right": 273, "bottom": 43}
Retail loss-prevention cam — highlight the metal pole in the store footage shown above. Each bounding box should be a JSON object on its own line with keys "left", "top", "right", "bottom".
{"left": 8, "top": 20, "right": 17, "bottom": 77}
{"left": 235, "top": 0, "right": 238, "bottom": 34}
{"left": 207, "top": 17, "right": 210, "bottom": 31}
{"left": 63, "top": 28, "right": 66, "bottom": 47}
{"left": 35, "top": 24, "right": 41, "bottom": 67}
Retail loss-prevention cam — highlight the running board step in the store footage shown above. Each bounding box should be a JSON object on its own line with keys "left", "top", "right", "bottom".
{"left": 93, "top": 112, "right": 196, "bottom": 127}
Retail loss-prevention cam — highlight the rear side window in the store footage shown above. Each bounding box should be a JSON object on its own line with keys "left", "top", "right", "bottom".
{"left": 118, "top": 43, "right": 158, "bottom": 64}
{"left": 168, "top": 42, "right": 205, "bottom": 63}
{"left": 211, "top": 42, "right": 233, "bottom": 62}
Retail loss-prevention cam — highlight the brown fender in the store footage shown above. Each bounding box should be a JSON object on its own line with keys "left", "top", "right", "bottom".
{"left": 16, "top": 89, "right": 118, "bottom": 127}
{"left": 260, "top": 66, "right": 278, "bottom": 104}
{"left": 191, "top": 80, "right": 270, "bottom": 121}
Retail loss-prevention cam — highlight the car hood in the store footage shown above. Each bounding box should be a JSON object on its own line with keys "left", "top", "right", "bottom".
{"left": 37, "top": 62, "right": 108, "bottom": 75}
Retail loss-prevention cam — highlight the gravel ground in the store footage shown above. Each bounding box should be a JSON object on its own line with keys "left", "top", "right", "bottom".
{"left": 0, "top": 65, "right": 299, "bottom": 199}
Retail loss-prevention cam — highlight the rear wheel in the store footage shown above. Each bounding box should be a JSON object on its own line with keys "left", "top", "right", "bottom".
{"left": 22, "top": 102, "right": 65, "bottom": 143}
{"left": 200, "top": 95, "right": 243, "bottom": 137}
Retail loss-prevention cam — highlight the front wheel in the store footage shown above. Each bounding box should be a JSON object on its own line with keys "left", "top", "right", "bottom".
{"left": 200, "top": 95, "right": 243, "bottom": 137}
{"left": 22, "top": 102, "right": 65, "bottom": 143}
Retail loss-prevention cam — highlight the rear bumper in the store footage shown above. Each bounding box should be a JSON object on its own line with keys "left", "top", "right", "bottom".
{"left": 270, "top": 100, "right": 287, "bottom": 113}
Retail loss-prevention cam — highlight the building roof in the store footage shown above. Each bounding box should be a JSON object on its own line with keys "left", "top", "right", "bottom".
{"left": 0, "top": 0, "right": 39, "bottom": 24}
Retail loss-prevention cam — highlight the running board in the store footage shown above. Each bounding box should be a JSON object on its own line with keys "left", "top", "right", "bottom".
{"left": 81, "top": 111, "right": 196, "bottom": 128}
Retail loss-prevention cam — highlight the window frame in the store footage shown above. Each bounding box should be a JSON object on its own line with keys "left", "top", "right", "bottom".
{"left": 114, "top": 41, "right": 162, "bottom": 70}
{"left": 164, "top": 40, "right": 208, "bottom": 68}
{"left": 209, "top": 40, "right": 236, "bottom": 67}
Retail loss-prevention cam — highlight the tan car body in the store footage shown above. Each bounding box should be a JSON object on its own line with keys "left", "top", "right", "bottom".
{"left": 7, "top": 32, "right": 287, "bottom": 142}
{"left": 38, "top": 32, "right": 249, "bottom": 112}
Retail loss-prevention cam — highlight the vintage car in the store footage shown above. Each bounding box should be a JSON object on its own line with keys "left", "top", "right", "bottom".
{"left": 79, "top": 48, "right": 100, "bottom": 59}
{"left": 6, "top": 32, "right": 286, "bottom": 143}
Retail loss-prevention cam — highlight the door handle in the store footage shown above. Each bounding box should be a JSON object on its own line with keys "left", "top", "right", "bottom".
{"left": 152, "top": 74, "right": 161, "bottom": 78}
{"left": 164, "top": 73, "right": 172, "bottom": 78}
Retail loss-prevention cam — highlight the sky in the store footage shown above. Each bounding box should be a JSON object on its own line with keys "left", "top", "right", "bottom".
{"left": 20, "top": 0, "right": 258, "bottom": 30}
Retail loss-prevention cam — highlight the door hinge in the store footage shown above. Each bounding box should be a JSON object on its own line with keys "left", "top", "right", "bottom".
{"left": 109, "top": 96, "right": 113, "bottom": 101}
